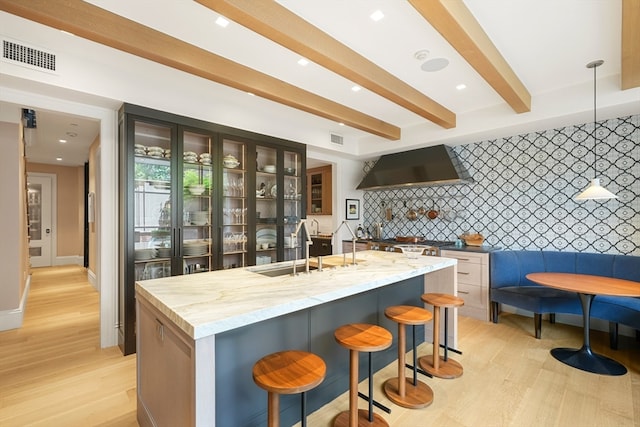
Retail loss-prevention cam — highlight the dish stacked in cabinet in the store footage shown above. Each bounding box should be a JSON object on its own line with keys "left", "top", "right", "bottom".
{"left": 222, "top": 140, "right": 247, "bottom": 270}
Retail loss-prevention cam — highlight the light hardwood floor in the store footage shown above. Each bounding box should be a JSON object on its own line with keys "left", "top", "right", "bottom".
{"left": 1, "top": 266, "right": 638, "bottom": 426}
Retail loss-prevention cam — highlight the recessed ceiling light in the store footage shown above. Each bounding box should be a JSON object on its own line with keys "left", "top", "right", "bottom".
{"left": 414, "top": 50, "right": 429, "bottom": 61}
{"left": 338, "top": 122, "right": 345, "bottom": 126}
{"left": 66, "top": 131, "right": 78, "bottom": 137}
{"left": 56, "top": 157, "right": 63, "bottom": 161}
{"left": 421, "top": 57, "right": 449, "bottom": 72}
{"left": 456, "top": 84, "right": 467, "bottom": 91}
{"left": 247, "top": 92, "right": 255, "bottom": 96}
{"left": 59, "top": 139, "right": 67, "bottom": 143}
{"left": 215, "top": 16, "right": 230, "bottom": 27}
{"left": 297, "top": 58, "right": 309, "bottom": 66}
{"left": 370, "top": 10, "right": 384, "bottom": 22}
{"left": 351, "top": 85, "right": 362, "bottom": 92}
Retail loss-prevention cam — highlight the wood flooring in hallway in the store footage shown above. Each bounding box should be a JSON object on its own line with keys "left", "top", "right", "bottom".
{"left": 1, "top": 265, "right": 638, "bottom": 426}
{"left": 0, "top": 265, "right": 137, "bottom": 427}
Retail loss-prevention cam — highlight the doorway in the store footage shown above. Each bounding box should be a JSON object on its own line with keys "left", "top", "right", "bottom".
{"left": 27, "top": 173, "right": 56, "bottom": 268}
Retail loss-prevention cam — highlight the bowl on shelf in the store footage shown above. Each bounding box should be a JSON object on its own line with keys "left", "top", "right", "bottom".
{"left": 223, "top": 155, "right": 240, "bottom": 168}
{"left": 188, "top": 184, "right": 205, "bottom": 195}
{"left": 156, "top": 247, "right": 172, "bottom": 258}
{"left": 135, "top": 248, "right": 157, "bottom": 261}
{"left": 284, "top": 167, "right": 296, "bottom": 175}
{"left": 394, "top": 245, "right": 429, "bottom": 259}
{"left": 263, "top": 165, "right": 276, "bottom": 173}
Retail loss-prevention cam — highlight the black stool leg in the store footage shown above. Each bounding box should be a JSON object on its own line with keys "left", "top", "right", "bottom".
{"left": 406, "top": 325, "right": 433, "bottom": 379}
{"left": 301, "top": 391, "right": 307, "bottom": 427}
{"left": 439, "top": 307, "right": 462, "bottom": 357}
{"left": 412, "top": 325, "right": 418, "bottom": 385}
{"left": 368, "top": 352, "right": 373, "bottom": 422}
{"left": 357, "top": 352, "right": 391, "bottom": 415}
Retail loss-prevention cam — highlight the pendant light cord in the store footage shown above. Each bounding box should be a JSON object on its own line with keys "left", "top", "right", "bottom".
{"left": 592, "top": 62, "right": 597, "bottom": 177}
{"left": 586, "top": 59, "right": 604, "bottom": 178}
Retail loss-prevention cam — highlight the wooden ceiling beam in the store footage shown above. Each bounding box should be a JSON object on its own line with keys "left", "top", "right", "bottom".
{"left": 409, "top": 0, "right": 531, "bottom": 114}
{"left": 0, "top": 0, "right": 401, "bottom": 140}
{"left": 195, "top": 0, "right": 456, "bottom": 129}
{"left": 621, "top": 0, "right": 640, "bottom": 90}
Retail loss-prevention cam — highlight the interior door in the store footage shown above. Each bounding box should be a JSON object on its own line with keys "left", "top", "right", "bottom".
{"left": 27, "top": 173, "right": 54, "bottom": 267}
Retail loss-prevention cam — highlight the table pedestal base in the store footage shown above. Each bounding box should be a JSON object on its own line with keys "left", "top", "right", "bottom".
{"left": 551, "top": 346, "right": 627, "bottom": 376}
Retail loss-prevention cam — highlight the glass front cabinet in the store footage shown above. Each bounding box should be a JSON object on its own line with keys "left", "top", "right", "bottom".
{"left": 119, "top": 104, "right": 306, "bottom": 355}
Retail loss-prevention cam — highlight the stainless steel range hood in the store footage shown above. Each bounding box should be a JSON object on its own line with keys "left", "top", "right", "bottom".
{"left": 357, "top": 145, "right": 473, "bottom": 190}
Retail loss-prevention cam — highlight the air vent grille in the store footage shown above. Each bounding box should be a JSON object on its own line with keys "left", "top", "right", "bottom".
{"left": 330, "top": 133, "right": 344, "bottom": 145}
{"left": 3, "top": 39, "right": 56, "bottom": 72}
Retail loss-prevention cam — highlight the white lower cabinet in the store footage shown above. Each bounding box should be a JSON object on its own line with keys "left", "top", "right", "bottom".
{"left": 440, "top": 250, "right": 490, "bottom": 321}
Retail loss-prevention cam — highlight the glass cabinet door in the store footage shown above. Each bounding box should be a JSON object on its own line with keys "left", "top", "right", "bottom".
{"left": 283, "top": 150, "right": 303, "bottom": 261}
{"left": 222, "top": 138, "right": 247, "bottom": 269}
{"left": 133, "top": 121, "right": 173, "bottom": 281}
{"left": 255, "top": 145, "right": 278, "bottom": 265}
{"left": 182, "top": 130, "right": 213, "bottom": 274}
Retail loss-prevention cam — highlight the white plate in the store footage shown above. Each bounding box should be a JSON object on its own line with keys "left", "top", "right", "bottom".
{"left": 271, "top": 185, "right": 277, "bottom": 197}
{"left": 256, "top": 228, "right": 276, "bottom": 238}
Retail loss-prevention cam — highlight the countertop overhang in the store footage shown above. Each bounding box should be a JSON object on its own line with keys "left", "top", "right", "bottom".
{"left": 135, "top": 251, "right": 457, "bottom": 340}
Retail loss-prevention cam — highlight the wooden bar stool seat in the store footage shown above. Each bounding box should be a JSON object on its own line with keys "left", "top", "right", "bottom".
{"left": 334, "top": 323, "right": 392, "bottom": 427}
{"left": 253, "top": 350, "right": 326, "bottom": 427}
{"left": 383, "top": 305, "right": 434, "bottom": 409}
{"left": 419, "top": 293, "right": 464, "bottom": 379}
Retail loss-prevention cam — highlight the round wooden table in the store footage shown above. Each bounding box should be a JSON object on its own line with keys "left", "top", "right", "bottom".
{"left": 526, "top": 272, "right": 640, "bottom": 376}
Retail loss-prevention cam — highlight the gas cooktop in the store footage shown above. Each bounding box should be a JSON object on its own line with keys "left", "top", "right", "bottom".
{"left": 375, "top": 239, "right": 455, "bottom": 247}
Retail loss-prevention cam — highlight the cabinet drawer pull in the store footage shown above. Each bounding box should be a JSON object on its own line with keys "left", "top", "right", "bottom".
{"left": 458, "top": 272, "right": 470, "bottom": 275}
{"left": 458, "top": 290, "right": 470, "bottom": 294}
{"left": 457, "top": 258, "right": 470, "bottom": 261}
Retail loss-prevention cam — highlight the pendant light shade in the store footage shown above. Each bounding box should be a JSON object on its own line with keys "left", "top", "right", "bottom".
{"left": 574, "top": 60, "right": 617, "bottom": 201}
{"left": 575, "top": 178, "right": 618, "bottom": 200}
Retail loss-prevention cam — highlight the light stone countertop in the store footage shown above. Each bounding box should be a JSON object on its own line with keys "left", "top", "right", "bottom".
{"left": 135, "top": 250, "right": 457, "bottom": 340}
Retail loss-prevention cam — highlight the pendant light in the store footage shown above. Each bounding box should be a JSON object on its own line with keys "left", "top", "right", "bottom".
{"left": 575, "top": 59, "right": 617, "bottom": 200}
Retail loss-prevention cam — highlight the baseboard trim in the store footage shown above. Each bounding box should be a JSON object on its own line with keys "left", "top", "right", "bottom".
{"left": 0, "top": 274, "right": 31, "bottom": 331}
{"left": 87, "top": 268, "right": 98, "bottom": 291}
{"left": 54, "top": 256, "right": 84, "bottom": 266}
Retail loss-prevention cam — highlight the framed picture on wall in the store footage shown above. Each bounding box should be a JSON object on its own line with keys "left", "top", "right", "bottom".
{"left": 346, "top": 199, "right": 360, "bottom": 220}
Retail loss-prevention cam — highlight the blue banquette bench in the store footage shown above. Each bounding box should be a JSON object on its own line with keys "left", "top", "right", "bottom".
{"left": 490, "top": 250, "right": 640, "bottom": 348}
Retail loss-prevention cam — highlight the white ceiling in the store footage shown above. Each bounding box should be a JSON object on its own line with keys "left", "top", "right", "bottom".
{"left": 1, "top": 0, "right": 638, "bottom": 166}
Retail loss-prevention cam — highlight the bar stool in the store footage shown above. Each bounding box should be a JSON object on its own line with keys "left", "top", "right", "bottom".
{"left": 253, "top": 350, "right": 326, "bottom": 427}
{"left": 383, "top": 305, "right": 434, "bottom": 408}
{"left": 419, "top": 293, "right": 464, "bottom": 379}
{"left": 334, "top": 323, "right": 392, "bottom": 427}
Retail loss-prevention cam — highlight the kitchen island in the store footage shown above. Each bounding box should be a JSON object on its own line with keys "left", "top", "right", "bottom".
{"left": 135, "top": 251, "right": 457, "bottom": 427}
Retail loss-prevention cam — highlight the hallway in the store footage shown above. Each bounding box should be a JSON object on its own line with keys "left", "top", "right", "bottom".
{"left": 0, "top": 266, "right": 137, "bottom": 427}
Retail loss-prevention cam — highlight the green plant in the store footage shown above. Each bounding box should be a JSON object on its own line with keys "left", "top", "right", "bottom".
{"left": 183, "top": 169, "right": 201, "bottom": 188}
{"left": 135, "top": 162, "right": 170, "bottom": 182}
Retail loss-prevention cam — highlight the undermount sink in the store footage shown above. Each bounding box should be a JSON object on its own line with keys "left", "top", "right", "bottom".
{"left": 250, "top": 264, "right": 318, "bottom": 277}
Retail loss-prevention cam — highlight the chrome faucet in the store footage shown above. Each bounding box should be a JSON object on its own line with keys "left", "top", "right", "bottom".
{"left": 310, "top": 218, "right": 320, "bottom": 235}
{"left": 333, "top": 220, "right": 358, "bottom": 266}
{"left": 291, "top": 219, "right": 313, "bottom": 275}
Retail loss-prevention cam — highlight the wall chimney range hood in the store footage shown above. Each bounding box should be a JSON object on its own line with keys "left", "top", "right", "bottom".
{"left": 357, "top": 145, "right": 473, "bottom": 190}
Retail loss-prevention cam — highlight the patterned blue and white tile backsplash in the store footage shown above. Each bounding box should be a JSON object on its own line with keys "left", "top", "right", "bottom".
{"left": 361, "top": 114, "right": 639, "bottom": 255}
